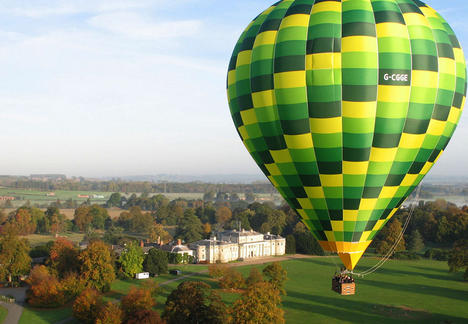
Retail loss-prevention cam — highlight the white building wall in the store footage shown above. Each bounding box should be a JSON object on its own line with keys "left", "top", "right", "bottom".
{"left": 191, "top": 232, "right": 285, "bottom": 264}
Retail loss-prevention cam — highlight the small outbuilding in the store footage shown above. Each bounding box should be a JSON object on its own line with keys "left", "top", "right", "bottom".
{"left": 135, "top": 272, "right": 150, "bottom": 280}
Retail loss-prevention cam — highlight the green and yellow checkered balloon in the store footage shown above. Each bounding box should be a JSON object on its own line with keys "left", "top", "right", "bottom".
{"left": 227, "top": 0, "right": 466, "bottom": 270}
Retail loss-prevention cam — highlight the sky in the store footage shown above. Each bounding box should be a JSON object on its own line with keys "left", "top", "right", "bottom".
{"left": 0, "top": 0, "right": 466, "bottom": 178}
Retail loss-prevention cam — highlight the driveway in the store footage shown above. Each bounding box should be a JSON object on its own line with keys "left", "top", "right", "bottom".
{"left": 0, "top": 287, "right": 27, "bottom": 324}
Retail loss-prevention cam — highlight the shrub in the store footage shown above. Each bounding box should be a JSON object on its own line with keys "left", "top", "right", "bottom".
{"left": 246, "top": 267, "right": 264, "bottom": 286}
{"left": 425, "top": 248, "right": 450, "bottom": 261}
{"left": 392, "top": 251, "right": 421, "bottom": 260}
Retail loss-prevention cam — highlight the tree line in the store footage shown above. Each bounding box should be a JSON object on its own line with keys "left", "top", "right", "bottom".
{"left": 1, "top": 196, "right": 467, "bottom": 281}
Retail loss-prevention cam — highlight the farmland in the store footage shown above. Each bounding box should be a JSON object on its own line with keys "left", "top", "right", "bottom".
{"left": 17, "top": 257, "right": 468, "bottom": 324}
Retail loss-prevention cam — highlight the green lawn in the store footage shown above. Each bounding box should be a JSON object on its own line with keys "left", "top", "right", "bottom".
{"left": 278, "top": 257, "right": 468, "bottom": 323}
{"left": 18, "top": 306, "right": 76, "bottom": 324}
{"left": 0, "top": 304, "right": 7, "bottom": 324}
{"left": 107, "top": 258, "right": 468, "bottom": 323}
{"left": 18, "top": 258, "right": 468, "bottom": 323}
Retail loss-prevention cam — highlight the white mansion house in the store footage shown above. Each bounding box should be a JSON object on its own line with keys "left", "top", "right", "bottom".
{"left": 189, "top": 229, "right": 285, "bottom": 263}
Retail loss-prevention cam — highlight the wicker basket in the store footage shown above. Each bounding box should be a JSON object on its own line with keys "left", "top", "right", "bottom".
{"left": 332, "top": 278, "right": 355, "bottom": 295}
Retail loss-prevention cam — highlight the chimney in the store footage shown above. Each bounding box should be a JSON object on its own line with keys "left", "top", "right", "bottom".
{"left": 157, "top": 236, "right": 161, "bottom": 245}
{"left": 177, "top": 239, "right": 182, "bottom": 246}
{"left": 140, "top": 240, "right": 144, "bottom": 248}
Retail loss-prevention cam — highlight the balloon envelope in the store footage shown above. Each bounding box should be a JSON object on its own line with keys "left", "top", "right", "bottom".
{"left": 227, "top": 0, "right": 466, "bottom": 270}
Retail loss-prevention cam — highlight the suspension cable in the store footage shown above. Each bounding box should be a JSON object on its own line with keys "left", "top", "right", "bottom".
{"left": 352, "top": 184, "right": 422, "bottom": 277}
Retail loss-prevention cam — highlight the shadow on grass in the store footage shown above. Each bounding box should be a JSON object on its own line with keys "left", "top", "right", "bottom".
{"left": 360, "top": 279, "right": 468, "bottom": 302}
{"left": 285, "top": 291, "right": 467, "bottom": 324}
{"left": 20, "top": 305, "right": 73, "bottom": 324}
{"left": 356, "top": 265, "right": 463, "bottom": 283}
{"left": 295, "top": 257, "right": 463, "bottom": 283}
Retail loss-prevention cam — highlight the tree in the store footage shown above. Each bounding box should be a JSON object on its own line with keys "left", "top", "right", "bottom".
{"left": 0, "top": 228, "right": 31, "bottom": 286}
{"left": 107, "top": 193, "right": 122, "bottom": 208}
{"left": 163, "top": 281, "right": 228, "bottom": 324}
{"left": 203, "top": 223, "right": 212, "bottom": 237}
{"left": 143, "top": 248, "right": 168, "bottom": 276}
{"left": 119, "top": 242, "right": 144, "bottom": 278}
{"left": 216, "top": 206, "right": 232, "bottom": 225}
{"left": 231, "top": 210, "right": 252, "bottom": 231}
{"left": 72, "top": 288, "right": 104, "bottom": 324}
{"left": 26, "top": 265, "right": 64, "bottom": 307}
{"left": 285, "top": 234, "right": 296, "bottom": 254}
{"left": 294, "top": 232, "right": 324, "bottom": 255}
{"left": 219, "top": 268, "right": 245, "bottom": 290}
{"left": 121, "top": 287, "right": 156, "bottom": 322}
{"left": 79, "top": 241, "right": 115, "bottom": 292}
{"left": 245, "top": 192, "right": 256, "bottom": 203}
{"left": 246, "top": 267, "right": 264, "bottom": 286}
{"left": 74, "top": 205, "right": 93, "bottom": 232}
{"left": 11, "top": 208, "right": 37, "bottom": 234}
{"left": 231, "top": 282, "right": 284, "bottom": 324}
{"left": 49, "top": 237, "right": 80, "bottom": 277}
{"left": 176, "top": 209, "right": 203, "bottom": 243}
{"left": 407, "top": 229, "right": 425, "bottom": 253}
{"left": 89, "top": 205, "right": 110, "bottom": 230}
{"left": 129, "top": 207, "right": 154, "bottom": 233}
{"left": 448, "top": 239, "right": 468, "bottom": 281}
{"left": 263, "top": 262, "right": 287, "bottom": 295}
{"left": 374, "top": 218, "right": 406, "bottom": 255}
{"left": 126, "top": 310, "right": 164, "bottom": 324}
{"left": 118, "top": 207, "right": 153, "bottom": 233}
{"left": 45, "top": 207, "right": 65, "bottom": 234}
{"left": 149, "top": 223, "right": 172, "bottom": 243}
{"left": 203, "top": 191, "right": 216, "bottom": 202}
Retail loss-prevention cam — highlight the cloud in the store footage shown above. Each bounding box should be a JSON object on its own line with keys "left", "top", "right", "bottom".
{"left": 88, "top": 12, "right": 202, "bottom": 40}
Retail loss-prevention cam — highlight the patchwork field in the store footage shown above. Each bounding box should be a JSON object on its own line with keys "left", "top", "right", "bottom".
{"left": 17, "top": 257, "right": 468, "bottom": 324}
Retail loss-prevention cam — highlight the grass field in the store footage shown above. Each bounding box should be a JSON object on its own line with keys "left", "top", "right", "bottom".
{"left": 23, "top": 233, "right": 85, "bottom": 247}
{"left": 18, "top": 306, "right": 77, "bottom": 324}
{"left": 16, "top": 258, "right": 468, "bottom": 323}
{"left": 0, "top": 304, "right": 7, "bottom": 324}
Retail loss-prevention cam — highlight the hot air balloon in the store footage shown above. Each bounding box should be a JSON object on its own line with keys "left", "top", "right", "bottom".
{"left": 227, "top": 0, "right": 466, "bottom": 271}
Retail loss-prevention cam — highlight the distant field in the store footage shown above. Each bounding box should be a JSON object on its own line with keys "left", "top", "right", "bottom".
{"left": 0, "top": 187, "right": 284, "bottom": 208}
{"left": 23, "top": 233, "right": 85, "bottom": 247}
{"left": 19, "top": 257, "right": 468, "bottom": 323}
{"left": 3, "top": 208, "right": 124, "bottom": 220}
{"left": 0, "top": 187, "right": 110, "bottom": 208}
